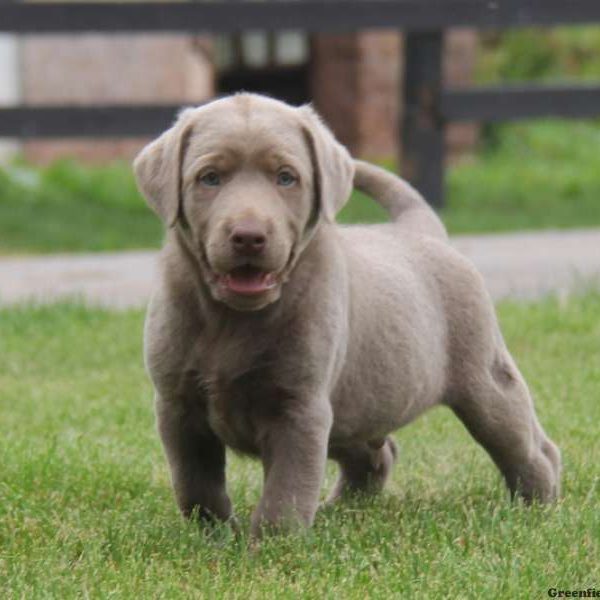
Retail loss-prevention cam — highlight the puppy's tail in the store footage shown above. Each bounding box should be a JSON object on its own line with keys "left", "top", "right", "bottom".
{"left": 353, "top": 159, "right": 448, "bottom": 240}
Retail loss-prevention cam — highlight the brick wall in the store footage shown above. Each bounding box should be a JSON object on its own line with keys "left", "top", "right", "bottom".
{"left": 21, "top": 34, "right": 214, "bottom": 164}
{"left": 310, "top": 31, "right": 401, "bottom": 159}
{"left": 17, "top": 30, "right": 478, "bottom": 166}
{"left": 310, "top": 29, "right": 479, "bottom": 165}
{"left": 0, "top": 34, "right": 20, "bottom": 162}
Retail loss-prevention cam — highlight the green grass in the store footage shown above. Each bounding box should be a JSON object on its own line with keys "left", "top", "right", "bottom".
{"left": 340, "top": 120, "right": 600, "bottom": 232}
{"left": 1, "top": 294, "right": 599, "bottom": 597}
{"left": 0, "top": 161, "right": 162, "bottom": 255}
{"left": 2, "top": 119, "right": 600, "bottom": 254}
{"left": 442, "top": 120, "right": 600, "bottom": 233}
{"left": 477, "top": 26, "right": 600, "bottom": 84}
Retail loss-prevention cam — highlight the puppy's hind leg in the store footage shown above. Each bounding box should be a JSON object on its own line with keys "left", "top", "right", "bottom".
{"left": 451, "top": 356, "right": 561, "bottom": 503}
{"left": 327, "top": 437, "right": 398, "bottom": 503}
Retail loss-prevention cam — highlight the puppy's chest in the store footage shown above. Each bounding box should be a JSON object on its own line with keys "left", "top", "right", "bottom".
{"left": 203, "top": 360, "right": 290, "bottom": 456}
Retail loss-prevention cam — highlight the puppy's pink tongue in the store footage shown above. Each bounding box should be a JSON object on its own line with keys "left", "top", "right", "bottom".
{"left": 224, "top": 268, "right": 276, "bottom": 295}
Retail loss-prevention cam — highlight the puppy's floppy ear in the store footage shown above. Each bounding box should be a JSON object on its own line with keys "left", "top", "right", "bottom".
{"left": 300, "top": 105, "right": 355, "bottom": 223}
{"left": 133, "top": 108, "right": 195, "bottom": 227}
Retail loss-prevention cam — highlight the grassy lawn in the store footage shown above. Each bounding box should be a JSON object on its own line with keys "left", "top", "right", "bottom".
{"left": 1, "top": 119, "right": 600, "bottom": 255}
{"left": 1, "top": 294, "right": 599, "bottom": 597}
{"left": 442, "top": 121, "right": 600, "bottom": 233}
{"left": 0, "top": 161, "right": 162, "bottom": 255}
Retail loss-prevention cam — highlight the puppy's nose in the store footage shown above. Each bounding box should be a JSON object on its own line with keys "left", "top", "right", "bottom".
{"left": 230, "top": 223, "right": 267, "bottom": 256}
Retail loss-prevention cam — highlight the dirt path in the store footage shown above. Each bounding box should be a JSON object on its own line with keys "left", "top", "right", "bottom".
{"left": 1, "top": 229, "right": 599, "bottom": 308}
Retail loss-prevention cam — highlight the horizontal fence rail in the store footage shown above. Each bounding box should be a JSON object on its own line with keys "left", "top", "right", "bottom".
{"left": 5, "top": 84, "right": 595, "bottom": 138}
{"left": 0, "top": 106, "right": 182, "bottom": 138}
{"left": 2, "top": 0, "right": 600, "bottom": 34}
{"left": 443, "top": 84, "right": 600, "bottom": 122}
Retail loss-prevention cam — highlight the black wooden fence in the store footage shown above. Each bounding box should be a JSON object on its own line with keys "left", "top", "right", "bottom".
{"left": 2, "top": 0, "right": 600, "bottom": 208}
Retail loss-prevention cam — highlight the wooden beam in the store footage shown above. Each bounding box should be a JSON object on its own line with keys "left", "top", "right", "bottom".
{"left": 0, "top": 106, "right": 182, "bottom": 138}
{"left": 401, "top": 32, "right": 445, "bottom": 209}
{"left": 1, "top": 0, "right": 600, "bottom": 34}
{"left": 443, "top": 84, "right": 600, "bottom": 122}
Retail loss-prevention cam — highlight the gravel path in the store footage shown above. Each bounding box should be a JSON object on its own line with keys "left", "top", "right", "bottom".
{"left": 1, "top": 229, "right": 599, "bottom": 309}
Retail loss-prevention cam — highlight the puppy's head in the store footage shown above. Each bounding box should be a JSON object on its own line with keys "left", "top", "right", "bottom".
{"left": 134, "top": 94, "right": 354, "bottom": 311}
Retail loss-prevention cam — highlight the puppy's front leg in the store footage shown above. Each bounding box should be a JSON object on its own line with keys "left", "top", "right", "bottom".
{"left": 251, "top": 401, "right": 332, "bottom": 537}
{"left": 156, "top": 395, "right": 233, "bottom": 524}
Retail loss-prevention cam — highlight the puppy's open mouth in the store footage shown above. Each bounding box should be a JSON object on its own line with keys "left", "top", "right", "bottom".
{"left": 217, "top": 265, "right": 278, "bottom": 296}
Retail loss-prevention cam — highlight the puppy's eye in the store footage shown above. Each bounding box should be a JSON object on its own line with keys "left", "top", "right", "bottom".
{"left": 277, "top": 170, "right": 297, "bottom": 187}
{"left": 199, "top": 171, "right": 221, "bottom": 187}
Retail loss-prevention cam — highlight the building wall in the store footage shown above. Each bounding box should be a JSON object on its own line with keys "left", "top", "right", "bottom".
{"left": 15, "top": 30, "right": 477, "bottom": 166}
{"left": 311, "top": 31, "right": 401, "bottom": 159}
{"left": 311, "top": 29, "right": 479, "bottom": 165}
{"left": 444, "top": 29, "right": 480, "bottom": 165}
{"left": 0, "top": 34, "right": 21, "bottom": 162}
{"left": 21, "top": 34, "right": 214, "bottom": 164}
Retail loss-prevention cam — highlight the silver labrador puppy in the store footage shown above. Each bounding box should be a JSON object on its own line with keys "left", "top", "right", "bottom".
{"left": 134, "top": 93, "right": 560, "bottom": 536}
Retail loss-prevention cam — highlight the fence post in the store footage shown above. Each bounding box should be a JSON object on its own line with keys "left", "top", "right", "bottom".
{"left": 401, "top": 31, "right": 445, "bottom": 210}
